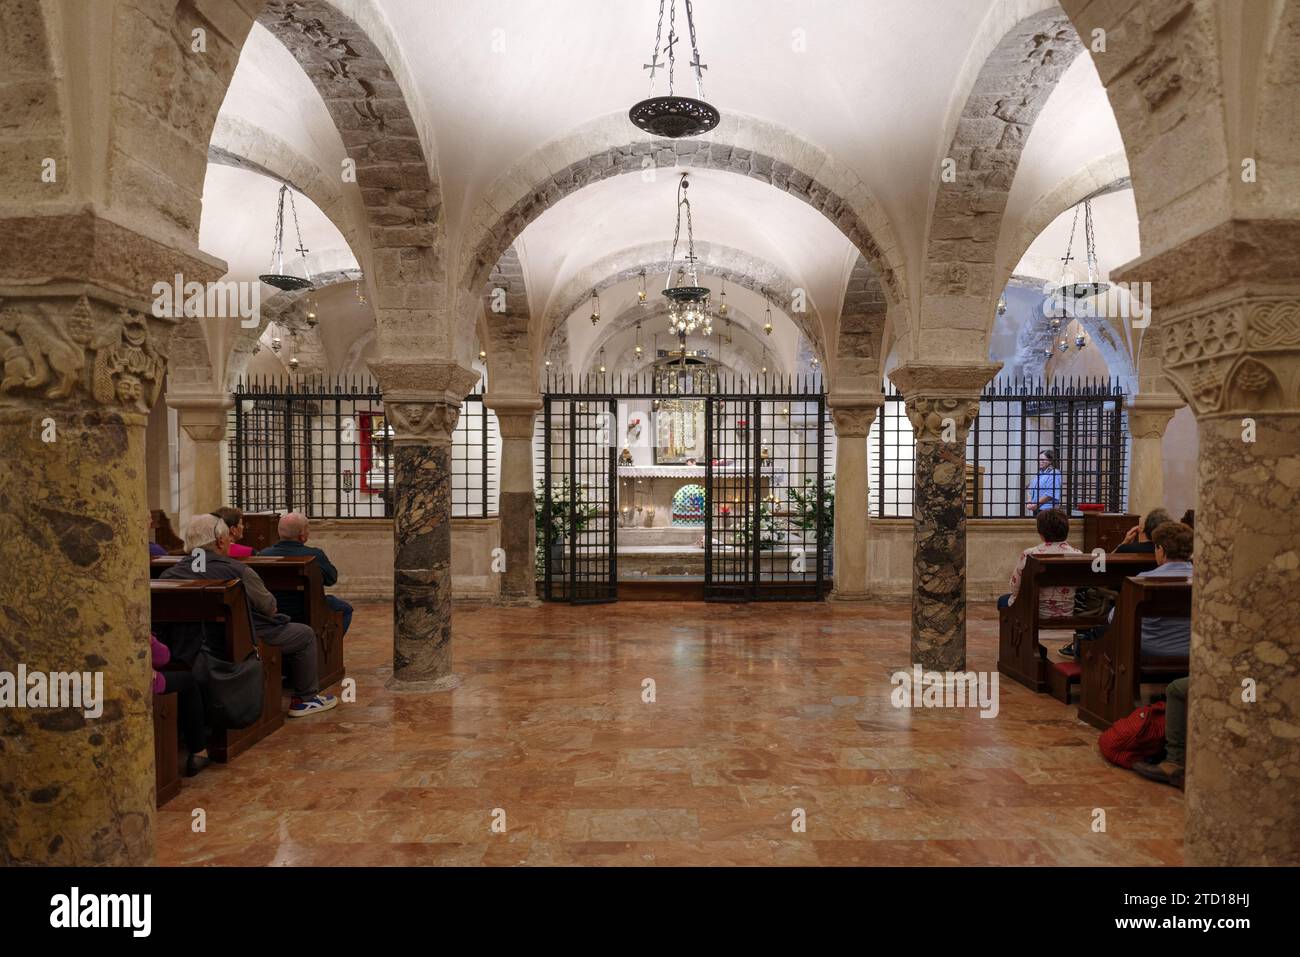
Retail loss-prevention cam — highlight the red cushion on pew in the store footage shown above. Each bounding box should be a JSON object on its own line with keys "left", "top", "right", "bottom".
{"left": 1052, "top": 661, "right": 1082, "bottom": 679}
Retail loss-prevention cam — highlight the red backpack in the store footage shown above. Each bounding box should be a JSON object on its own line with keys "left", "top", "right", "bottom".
{"left": 1098, "top": 701, "right": 1166, "bottom": 768}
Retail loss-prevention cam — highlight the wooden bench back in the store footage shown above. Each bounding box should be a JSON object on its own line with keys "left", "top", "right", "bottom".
{"left": 1078, "top": 576, "right": 1192, "bottom": 729}
{"left": 152, "top": 554, "right": 344, "bottom": 690}
{"left": 148, "top": 578, "right": 284, "bottom": 762}
{"left": 998, "top": 553, "right": 1157, "bottom": 692}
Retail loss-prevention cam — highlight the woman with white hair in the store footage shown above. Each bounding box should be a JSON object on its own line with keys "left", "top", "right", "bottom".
{"left": 160, "top": 514, "right": 337, "bottom": 717}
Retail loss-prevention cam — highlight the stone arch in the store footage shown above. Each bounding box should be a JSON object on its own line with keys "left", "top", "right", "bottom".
{"left": 254, "top": 0, "right": 446, "bottom": 357}
{"left": 458, "top": 112, "right": 909, "bottom": 318}
{"left": 480, "top": 245, "right": 532, "bottom": 392}
{"left": 918, "top": 6, "right": 1082, "bottom": 351}
{"left": 1057, "top": 0, "right": 1230, "bottom": 256}
{"left": 0, "top": 0, "right": 68, "bottom": 207}
{"left": 1252, "top": 0, "right": 1300, "bottom": 219}
{"left": 537, "top": 241, "right": 830, "bottom": 378}
{"left": 833, "top": 253, "right": 889, "bottom": 391}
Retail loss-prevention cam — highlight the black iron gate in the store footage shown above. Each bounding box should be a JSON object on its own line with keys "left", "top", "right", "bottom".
{"left": 704, "top": 393, "right": 827, "bottom": 601}
{"left": 540, "top": 374, "right": 828, "bottom": 603}
{"left": 542, "top": 396, "right": 618, "bottom": 603}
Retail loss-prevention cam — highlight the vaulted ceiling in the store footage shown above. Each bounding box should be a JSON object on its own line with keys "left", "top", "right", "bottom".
{"left": 198, "top": 0, "right": 1138, "bottom": 386}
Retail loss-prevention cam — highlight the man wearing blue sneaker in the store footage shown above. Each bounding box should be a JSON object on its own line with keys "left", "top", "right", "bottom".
{"left": 259, "top": 512, "right": 354, "bottom": 639}
{"left": 163, "top": 514, "right": 337, "bottom": 719}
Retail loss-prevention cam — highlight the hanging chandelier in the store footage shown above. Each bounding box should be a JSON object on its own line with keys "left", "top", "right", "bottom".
{"left": 629, "top": 0, "right": 721, "bottom": 138}
{"left": 1052, "top": 198, "right": 1108, "bottom": 306}
{"left": 259, "top": 184, "right": 314, "bottom": 291}
{"left": 662, "top": 173, "right": 712, "bottom": 337}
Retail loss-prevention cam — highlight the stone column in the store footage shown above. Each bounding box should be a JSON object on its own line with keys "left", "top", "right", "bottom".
{"left": 1153, "top": 283, "right": 1300, "bottom": 865}
{"left": 371, "top": 359, "right": 479, "bottom": 690}
{"left": 0, "top": 290, "right": 178, "bottom": 864}
{"left": 1126, "top": 394, "right": 1184, "bottom": 517}
{"left": 485, "top": 394, "right": 541, "bottom": 605}
{"left": 827, "top": 396, "right": 881, "bottom": 601}
{"left": 168, "top": 393, "right": 232, "bottom": 521}
{"left": 891, "top": 361, "right": 1000, "bottom": 671}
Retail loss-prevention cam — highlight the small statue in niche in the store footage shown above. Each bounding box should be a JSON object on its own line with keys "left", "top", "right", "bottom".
{"left": 618, "top": 447, "right": 634, "bottom": 466}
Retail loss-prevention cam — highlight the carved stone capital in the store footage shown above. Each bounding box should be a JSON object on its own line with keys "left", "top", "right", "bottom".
{"left": 1159, "top": 292, "right": 1300, "bottom": 418}
{"left": 902, "top": 394, "right": 982, "bottom": 442}
{"left": 827, "top": 394, "right": 882, "bottom": 439}
{"left": 484, "top": 393, "right": 542, "bottom": 440}
{"left": 168, "top": 393, "right": 233, "bottom": 443}
{"left": 383, "top": 398, "right": 462, "bottom": 446}
{"left": 1126, "top": 394, "right": 1184, "bottom": 440}
{"left": 0, "top": 290, "right": 173, "bottom": 423}
{"left": 889, "top": 359, "right": 1002, "bottom": 400}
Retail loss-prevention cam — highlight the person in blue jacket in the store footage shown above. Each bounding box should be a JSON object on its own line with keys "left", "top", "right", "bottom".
{"left": 1026, "top": 449, "right": 1063, "bottom": 514}
{"left": 259, "top": 512, "right": 353, "bottom": 637}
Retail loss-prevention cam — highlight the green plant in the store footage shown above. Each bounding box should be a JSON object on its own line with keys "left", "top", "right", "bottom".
{"left": 535, "top": 478, "right": 595, "bottom": 577}
{"left": 788, "top": 476, "right": 833, "bottom": 538}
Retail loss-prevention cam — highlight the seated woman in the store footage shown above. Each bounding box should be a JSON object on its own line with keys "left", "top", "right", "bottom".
{"left": 212, "top": 506, "right": 254, "bottom": 558}
{"left": 998, "top": 508, "right": 1080, "bottom": 614}
{"left": 150, "top": 633, "right": 210, "bottom": 777}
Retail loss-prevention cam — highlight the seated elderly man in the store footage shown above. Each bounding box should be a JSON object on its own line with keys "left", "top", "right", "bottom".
{"left": 259, "top": 511, "right": 353, "bottom": 637}
{"left": 160, "top": 514, "right": 337, "bottom": 717}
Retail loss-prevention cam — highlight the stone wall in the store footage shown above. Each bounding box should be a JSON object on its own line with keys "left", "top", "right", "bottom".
{"left": 307, "top": 517, "right": 500, "bottom": 601}
{"left": 306, "top": 516, "right": 1061, "bottom": 603}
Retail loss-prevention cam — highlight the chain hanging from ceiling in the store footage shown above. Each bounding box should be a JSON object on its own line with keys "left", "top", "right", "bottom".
{"left": 663, "top": 173, "right": 712, "bottom": 339}
{"left": 629, "top": 0, "right": 721, "bottom": 138}
{"left": 260, "top": 184, "right": 314, "bottom": 291}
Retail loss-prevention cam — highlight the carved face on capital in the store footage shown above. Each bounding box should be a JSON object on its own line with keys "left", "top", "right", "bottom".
{"left": 121, "top": 311, "right": 149, "bottom": 347}
{"left": 116, "top": 374, "right": 144, "bottom": 407}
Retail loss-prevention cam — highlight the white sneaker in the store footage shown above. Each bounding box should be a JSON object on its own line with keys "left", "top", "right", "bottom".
{"left": 288, "top": 693, "right": 338, "bottom": 718}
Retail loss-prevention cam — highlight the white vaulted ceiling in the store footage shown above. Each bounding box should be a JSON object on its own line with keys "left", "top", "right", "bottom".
{"left": 199, "top": 0, "right": 1137, "bottom": 373}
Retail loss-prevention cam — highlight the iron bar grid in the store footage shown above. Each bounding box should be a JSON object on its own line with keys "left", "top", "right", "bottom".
{"left": 227, "top": 375, "right": 497, "bottom": 520}
{"left": 869, "top": 375, "right": 1128, "bottom": 518}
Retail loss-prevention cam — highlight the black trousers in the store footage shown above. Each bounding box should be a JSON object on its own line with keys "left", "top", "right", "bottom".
{"left": 162, "top": 669, "right": 208, "bottom": 755}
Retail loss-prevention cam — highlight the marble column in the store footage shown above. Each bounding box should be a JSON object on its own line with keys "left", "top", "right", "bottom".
{"left": 484, "top": 394, "right": 541, "bottom": 605}
{"left": 0, "top": 292, "right": 181, "bottom": 864}
{"left": 1152, "top": 283, "right": 1300, "bottom": 865}
{"left": 891, "top": 361, "right": 1000, "bottom": 671}
{"left": 1126, "top": 394, "right": 1184, "bottom": 518}
{"left": 827, "top": 396, "right": 881, "bottom": 601}
{"left": 168, "top": 393, "right": 232, "bottom": 521}
{"left": 371, "top": 359, "right": 479, "bottom": 690}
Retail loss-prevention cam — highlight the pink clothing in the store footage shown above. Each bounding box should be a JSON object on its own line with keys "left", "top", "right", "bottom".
{"left": 1007, "top": 540, "right": 1081, "bottom": 618}
{"left": 150, "top": 633, "right": 170, "bottom": 694}
{"left": 228, "top": 542, "right": 254, "bottom": 558}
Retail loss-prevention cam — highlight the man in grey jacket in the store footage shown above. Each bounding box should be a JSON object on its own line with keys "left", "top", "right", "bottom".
{"left": 162, "top": 514, "right": 337, "bottom": 717}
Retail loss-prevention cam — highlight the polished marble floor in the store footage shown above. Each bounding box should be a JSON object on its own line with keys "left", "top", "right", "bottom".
{"left": 156, "top": 601, "right": 1184, "bottom": 866}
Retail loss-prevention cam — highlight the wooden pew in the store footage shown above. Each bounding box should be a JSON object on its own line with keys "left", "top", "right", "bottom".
{"left": 240, "top": 512, "right": 281, "bottom": 552}
{"left": 151, "top": 555, "right": 345, "bottom": 691}
{"left": 153, "top": 691, "right": 180, "bottom": 807}
{"left": 1077, "top": 576, "right": 1191, "bottom": 730}
{"left": 149, "top": 579, "right": 284, "bottom": 762}
{"left": 998, "top": 554, "right": 1157, "bottom": 693}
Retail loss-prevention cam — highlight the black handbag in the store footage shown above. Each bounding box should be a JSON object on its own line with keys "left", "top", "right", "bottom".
{"left": 194, "top": 647, "right": 265, "bottom": 729}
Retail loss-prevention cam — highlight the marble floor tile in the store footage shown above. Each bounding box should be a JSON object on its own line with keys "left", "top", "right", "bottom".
{"left": 155, "top": 600, "right": 1184, "bottom": 866}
